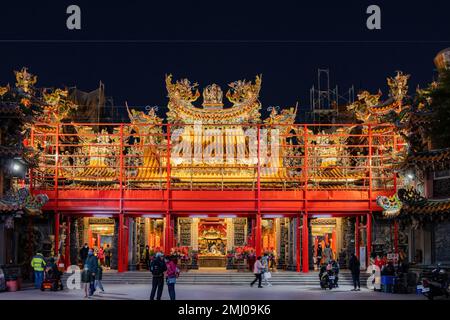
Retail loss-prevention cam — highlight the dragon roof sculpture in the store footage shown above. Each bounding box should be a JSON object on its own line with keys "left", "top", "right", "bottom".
{"left": 166, "top": 74, "right": 262, "bottom": 124}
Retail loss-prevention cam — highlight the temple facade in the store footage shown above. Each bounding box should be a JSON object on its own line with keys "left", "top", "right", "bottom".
{"left": 1, "top": 56, "right": 449, "bottom": 276}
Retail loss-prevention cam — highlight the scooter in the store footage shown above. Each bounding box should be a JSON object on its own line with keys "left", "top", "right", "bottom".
{"left": 319, "top": 265, "right": 337, "bottom": 290}
{"left": 421, "top": 266, "right": 449, "bottom": 300}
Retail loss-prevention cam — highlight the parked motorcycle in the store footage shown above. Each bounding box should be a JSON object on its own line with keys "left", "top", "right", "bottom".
{"left": 319, "top": 265, "right": 337, "bottom": 290}
{"left": 421, "top": 265, "right": 449, "bottom": 300}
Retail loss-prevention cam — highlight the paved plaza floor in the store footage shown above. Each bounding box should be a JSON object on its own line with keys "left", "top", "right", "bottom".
{"left": 0, "top": 284, "right": 429, "bottom": 300}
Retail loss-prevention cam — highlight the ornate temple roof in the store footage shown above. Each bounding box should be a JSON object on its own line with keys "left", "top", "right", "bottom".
{"left": 165, "top": 74, "right": 262, "bottom": 124}
{"left": 0, "top": 202, "right": 23, "bottom": 212}
{"left": 403, "top": 148, "right": 450, "bottom": 170}
{"left": 402, "top": 198, "right": 450, "bottom": 215}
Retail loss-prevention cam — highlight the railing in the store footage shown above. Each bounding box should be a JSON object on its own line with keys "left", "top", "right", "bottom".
{"left": 29, "top": 122, "right": 406, "bottom": 193}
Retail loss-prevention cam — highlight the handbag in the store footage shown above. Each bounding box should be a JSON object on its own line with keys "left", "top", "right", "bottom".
{"left": 166, "top": 277, "right": 177, "bottom": 284}
{"left": 264, "top": 271, "right": 272, "bottom": 279}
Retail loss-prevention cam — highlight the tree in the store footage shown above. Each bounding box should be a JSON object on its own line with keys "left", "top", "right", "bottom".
{"left": 429, "top": 69, "right": 450, "bottom": 148}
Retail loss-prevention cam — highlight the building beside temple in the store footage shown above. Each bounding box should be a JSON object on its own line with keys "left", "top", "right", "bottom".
{"left": 1, "top": 50, "right": 450, "bottom": 276}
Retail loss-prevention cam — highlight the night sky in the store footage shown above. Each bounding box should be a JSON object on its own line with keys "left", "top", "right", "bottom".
{"left": 0, "top": 1, "right": 449, "bottom": 120}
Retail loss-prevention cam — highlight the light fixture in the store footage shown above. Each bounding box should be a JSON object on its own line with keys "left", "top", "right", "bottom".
{"left": 312, "top": 214, "right": 332, "bottom": 218}
{"left": 406, "top": 173, "right": 414, "bottom": 180}
{"left": 262, "top": 214, "right": 283, "bottom": 218}
{"left": 218, "top": 214, "right": 237, "bottom": 218}
{"left": 142, "top": 214, "right": 163, "bottom": 218}
{"left": 9, "top": 157, "right": 27, "bottom": 178}
{"left": 190, "top": 214, "right": 208, "bottom": 218}
{"left": 93, "top": 214, "right": 112, "bottom": 218}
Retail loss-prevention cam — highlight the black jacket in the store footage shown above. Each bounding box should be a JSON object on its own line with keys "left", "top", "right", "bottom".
{"left": 150, "top": 258, "right": 167, "bottom": 277}
{"left": 80, "top": 246, "right": 89, "bottom": 260}
{"left": 348, "top": 256, "right": 360, "bottom": 274}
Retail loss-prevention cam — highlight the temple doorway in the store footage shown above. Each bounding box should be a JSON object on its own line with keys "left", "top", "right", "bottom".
{"left": 311, "top": 217, "right": 340, "bottom": 270}
{"left": 85, "top": 217, "right": 115, "bottom": 250}
{"left": 197, "top": 218, "right": 227, "bottom": 268}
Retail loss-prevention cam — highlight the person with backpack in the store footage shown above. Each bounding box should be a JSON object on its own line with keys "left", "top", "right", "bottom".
{"left": 349, "top": 253, "right": 361, "bottom": 291}
{"left": 149, "top": 252, "right": 167, "bottom": 300}
{"left": 166, "top": 256, "right": 180, "bottom": 300}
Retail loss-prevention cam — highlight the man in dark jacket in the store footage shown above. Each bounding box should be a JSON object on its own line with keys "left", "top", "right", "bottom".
{"left": 149, "top": 252, "right": 167, "bottom": 300}
{"left": 80, "top": 243, "right": 89, "bottom": 265}
{"left": 85, "top": 249, "right": 98, "bottom": 296}
{"left": 348, "top": 253, "right": 361, "bottom": 291}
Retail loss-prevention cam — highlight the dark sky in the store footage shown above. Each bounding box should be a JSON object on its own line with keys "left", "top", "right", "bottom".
{"left": 0, "top": 1, "right": 449, "bottom": 120}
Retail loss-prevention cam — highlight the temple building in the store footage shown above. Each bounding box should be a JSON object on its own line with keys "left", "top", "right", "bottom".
{"left": 1, "top": 50, "right": 450, "bottom": 276}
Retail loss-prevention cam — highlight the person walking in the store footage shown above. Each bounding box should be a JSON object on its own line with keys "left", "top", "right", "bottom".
{"left": 85, "top": 248, "right": 98, "bottom": 297}
{"left": 166, "top": 256, "right": 180, "bottom": 300}
{"left": 250, "top": 256, "right": 264, "bottom": 288}
{"left": 349, "top": 253, "right": 361, "bottom": 291}
{"left": 104, "top": 244, "right": 111, "bottom": 269}
{"left": 98, "top": 246, "right": 105, "bottom": 267}
{"left": 261, "top": 253, "right": 272, "bottom": 287}
{"left": 80, "top": 243, "right": 89, "bottom": 265}
{"left": 30, "top": 252, "right": 46, "bottom": 289}
{"left": 323, "top": 244, "right": 333, "bottom": 265}
{"left": 316, "top": 244, "right": 323, "bottom": 270}
{"left": 95, "top": 258, "right": 105, "bottom": 293}
{"left": 149, "top": 252, "right": 167, "bottom": 300}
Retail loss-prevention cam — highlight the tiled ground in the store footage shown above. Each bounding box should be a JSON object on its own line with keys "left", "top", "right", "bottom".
{"left": 0, "top": 283, "right": 429, "bottom": 300}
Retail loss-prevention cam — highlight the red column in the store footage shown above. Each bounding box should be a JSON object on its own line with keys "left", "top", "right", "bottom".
{"left": 65, "top": 216, "right": 70, "bottom": 269}
{"left": 54, "top": 212, "right": 60, "bottom": 257}
{"left": 255, "top": 215, "right": 262, "bottom": 256}
{"left": 118, "top": 214, "right": 124, "bottom": 272}
{"left": 394, "top": 220, "right": 399, "bottom": 254}
{"left": 124, "top": 217, "right": 129, "bottom": 271}
{"left": 171, "top": 217, "right": 176, "bottom": 248}
{"left": 366, "top": 212, "right": 372, "bottom": 268}
{"left": 355, "top": 216, "right": 360, "bottom": 259}
{"left": 302, "top": 213, "right": 309, "bottom": 273}
{"left": 165, "top": 213, "right": 171, "bottom": 255}
{"left": 296, "top": 215, "right": 301, "bottom": 272}
{"left": 255, "top": 124, "right": 261, "bottom": 257}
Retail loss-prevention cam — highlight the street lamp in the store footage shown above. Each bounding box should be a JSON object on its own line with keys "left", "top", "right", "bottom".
{"left": 8, "top": 157, "right": 27, "bottom": 178}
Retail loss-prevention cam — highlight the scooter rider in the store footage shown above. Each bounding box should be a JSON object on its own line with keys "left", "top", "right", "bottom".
{"left": 331, "top": 259, "right": 340, "bottom": 287}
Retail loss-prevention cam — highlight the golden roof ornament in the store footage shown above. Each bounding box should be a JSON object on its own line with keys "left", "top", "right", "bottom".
{"left": 15, "top": 67, "right": 37, "bottom": 94}
{"left": 166, "top": 74, "right": 200, "bottom": 102}
{"left": 202, "top": 84, "right": 223, "bottom": 109}
{"left": 387, "top": 71, "right": 410, "bottom": 102}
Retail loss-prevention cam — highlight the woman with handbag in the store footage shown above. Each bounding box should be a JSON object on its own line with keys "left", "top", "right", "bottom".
{"left": 261, "top": 253, "right": 272, "bottom": 287}
{"left": 166, "top": 257, "right": 180, "bottom": 300}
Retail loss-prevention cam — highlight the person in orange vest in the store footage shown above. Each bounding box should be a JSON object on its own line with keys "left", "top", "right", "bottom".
{"left": 31, "top": 252, "right": 46, "bottom": 289}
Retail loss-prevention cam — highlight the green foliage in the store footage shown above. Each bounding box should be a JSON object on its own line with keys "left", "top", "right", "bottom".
{"left": 429, "top": 69, "right": 450, "bottom": 148}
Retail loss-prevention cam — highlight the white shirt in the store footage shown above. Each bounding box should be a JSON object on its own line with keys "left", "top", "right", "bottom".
{"left": 254, "top": 260, "right": 263, "bottom": 274}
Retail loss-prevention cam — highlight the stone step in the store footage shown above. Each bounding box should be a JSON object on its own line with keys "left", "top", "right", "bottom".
{"left": 62, "top": 271, "right": 369, "bottom": 285}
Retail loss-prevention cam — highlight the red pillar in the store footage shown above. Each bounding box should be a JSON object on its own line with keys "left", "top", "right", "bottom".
{"left": 54, "top": 212, "right": 60, "bottom": 257}
{"left": 355, "top": 216, "right": 360, "bottom": 259}
{"left": 394, "top": 220, "right": 399, "bottom": 254}
{"left": 255, "top": 215, "right": 262, "bottom": 256}
{"left": 302, "top": 213, "right": 309, "bottom": 273}
{"left": 171, "top": 217, "right": 176, "bottom": 248}
{"left": 366, "top": 212, "right": 372, "bottom": 268}
{"left": 65, "top": 216, "right": 70, "bottom": 269}
{"left": 118, "top": 214, "right": 124, "bottom": 272}
{"left": 165, "top": 213, "right": 171, "bottom": 255}
{"left": 124, "top": 217, "right": 129, "bottom": 271}
{"left": 296, "top": 215, "right": 301, "bottom": 272}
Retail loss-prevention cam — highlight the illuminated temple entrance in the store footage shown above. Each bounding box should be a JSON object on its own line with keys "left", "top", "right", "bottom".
{"left": 26, "top": 72, "right": 409, "bottom": 272}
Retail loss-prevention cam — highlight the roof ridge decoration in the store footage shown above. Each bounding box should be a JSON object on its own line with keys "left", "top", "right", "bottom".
{"left": 166, "top": 74, "right": 262, "bottom": 124}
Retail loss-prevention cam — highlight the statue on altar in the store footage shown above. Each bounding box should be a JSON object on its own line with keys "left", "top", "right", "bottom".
{"left": 199, "top": 227, "right": 227, "bottom": 256}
